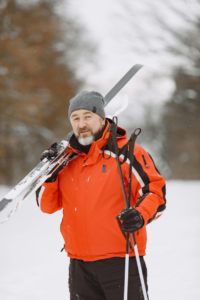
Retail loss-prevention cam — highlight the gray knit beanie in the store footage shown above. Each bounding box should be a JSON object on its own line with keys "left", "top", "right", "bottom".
{"left": 68, "top": 91, "right": 105, "bottom": 119}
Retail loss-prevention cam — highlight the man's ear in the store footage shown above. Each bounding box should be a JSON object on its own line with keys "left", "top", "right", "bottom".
{"left": 102, "top": 118, "right": 106, "bottom": 125}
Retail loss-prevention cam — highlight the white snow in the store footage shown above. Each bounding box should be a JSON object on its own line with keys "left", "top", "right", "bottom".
{"left": 0, "top": 181, "right": 199, "bottom": 300}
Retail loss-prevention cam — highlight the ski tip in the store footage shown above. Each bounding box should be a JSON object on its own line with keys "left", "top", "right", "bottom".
{"left": 135, "top": 64, "right": 144, "bottom": 67}
{"left": 104, "top": 64, "right": 144, "bottom": 105}
{"left": 131, "top": 64, "right": 144, "bottom": 71}
{"left": 0, "top": 198, "right": 12, "bottom": 212}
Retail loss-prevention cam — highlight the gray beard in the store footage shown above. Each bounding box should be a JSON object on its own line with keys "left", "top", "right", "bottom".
{"left": 76, "top": 122, "right": 106, "bottom": 146}
{"left": 78, "top": 135, "right": 95, "bottom": 145}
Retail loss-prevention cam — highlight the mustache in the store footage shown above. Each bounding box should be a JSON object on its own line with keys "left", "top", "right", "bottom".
{"left": 78, "top": 127, "right": 92, "bottom": 134}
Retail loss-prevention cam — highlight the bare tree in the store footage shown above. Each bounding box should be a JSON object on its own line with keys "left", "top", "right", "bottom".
{"left": 151, "top": 0, "right": 200, "bottom": 178}
{"left": 114, "top": 0, "right": 200, "bottom": 178}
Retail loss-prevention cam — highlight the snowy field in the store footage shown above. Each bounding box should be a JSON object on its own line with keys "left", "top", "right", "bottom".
{"left": 0, "top": 181, "right": 199, "bottom": 300}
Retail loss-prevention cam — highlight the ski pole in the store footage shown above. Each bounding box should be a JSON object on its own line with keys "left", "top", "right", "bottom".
{"left": 128, "top": 130, "right": 148, "bottom": 300}
{"left": 123, "top": 129, "right": 140, "bottom": 300}
{"left": 131, "top": 232, "right": 148, "bottom": 300}
{"left": 124, "top": 234, "right": 130, "bottom": 300}
{"left": 110, "top": 123, "right": 148, "bottom": 300}
{"left": 110, "top": 123, "right": 130, "bottom": 300}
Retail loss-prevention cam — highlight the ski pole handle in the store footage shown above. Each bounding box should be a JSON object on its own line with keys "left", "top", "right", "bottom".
{"left": 110, "top": 123, "right": 129, "bottom": 207}
{"left": 128, "top": 128, "right": 141, "bottom": 207}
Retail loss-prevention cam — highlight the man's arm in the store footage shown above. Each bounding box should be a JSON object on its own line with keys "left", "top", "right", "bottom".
{"left": 129, "top": 145, "right": 166, "bottom": 226}
{"left": 35, "top": 143, "right": 63, "bottom": 214}
{"left": 36, "top": 178, "right": 63, "bottom": 214}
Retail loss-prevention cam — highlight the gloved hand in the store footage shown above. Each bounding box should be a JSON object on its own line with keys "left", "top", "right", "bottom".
{"left": 40, "top": 142, "right": 58, "bottom": 161}
{"left": 117, "top": 207, "right": 144, "bottom": 233}
{"left": 40, "top": 142, "right": 59, "bottom": 182}
{"left": 45, "top": 164, "right": 64, "bottom": 182}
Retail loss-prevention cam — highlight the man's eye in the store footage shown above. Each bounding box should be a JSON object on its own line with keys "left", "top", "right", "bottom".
{"left": 86, "top": 116, "right": 91, "bottom": 119}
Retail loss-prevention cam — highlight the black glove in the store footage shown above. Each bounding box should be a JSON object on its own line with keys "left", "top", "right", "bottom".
{"left": 45, "top": 164, "right": 64, "bottom": 182}
{"left": 117, "top": 207, "right": 144, "bottom": 233}
{"left": 40, "top": 142, "right": 59, "bottom": 182}
{"left": 40, "top": 142, "right": 58, "bottom": 161}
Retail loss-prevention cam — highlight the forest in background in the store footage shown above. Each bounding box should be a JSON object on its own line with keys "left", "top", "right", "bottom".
{"left": 155, "top": 1, "right": 200, "bottom": 179}
{"left": 0, "top": 0, "right": 93, "bottom": 185}
{"left": 122, "top": 0, "right": 200, "bottom": 179}
{"left": 0, "top": 0, "right": 200, "bottom": 185}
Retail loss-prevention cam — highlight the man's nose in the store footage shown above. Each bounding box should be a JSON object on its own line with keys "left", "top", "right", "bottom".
{"left": 79, "top": 118, "right": 86, "bottom": 128}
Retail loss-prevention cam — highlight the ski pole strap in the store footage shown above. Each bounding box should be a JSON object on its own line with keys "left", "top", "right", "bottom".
{"left": 111, "top": 128, "right": 141, "bottom": 166}
{"left": 102, "top": 130, "right": 113, "bottom": 160}
{"left": 102, "top": 121, "right": 129, "bottom": 164}
{"left": 104, "top": 123, "right": 130, "bottom": 165}
{"left": 109, "top": 122, "right": 129, "bottom": 207}
{"left": 110, "top": 123, "right": 118, "bottom": 155}
{"left": 128, "top": 128, "right": 141, "bottom": 207}
{"left": 117, "top": 141, "right": 130, "bottom": 165}
{"left": 129, "top": 128, "right": 141, "bottom": 164}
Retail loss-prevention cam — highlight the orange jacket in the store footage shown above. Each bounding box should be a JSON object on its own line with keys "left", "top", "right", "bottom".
{"left": 38, "top": 121, "right": 166, "bottom": 261}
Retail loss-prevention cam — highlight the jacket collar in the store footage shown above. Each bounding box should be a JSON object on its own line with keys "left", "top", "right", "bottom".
{"left": 66, "top": 119, "right": 127, "bottom": 159}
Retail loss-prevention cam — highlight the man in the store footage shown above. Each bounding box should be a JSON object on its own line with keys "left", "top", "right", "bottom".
{"left": 36, "top": 91, "right": 166, "bottom": 300}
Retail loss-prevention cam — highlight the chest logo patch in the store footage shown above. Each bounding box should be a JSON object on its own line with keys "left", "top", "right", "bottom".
{"left": 102, "top": 165, "right": 107, "bottom": 173}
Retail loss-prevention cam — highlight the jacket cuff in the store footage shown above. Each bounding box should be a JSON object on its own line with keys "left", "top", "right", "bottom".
{"left": 135, "top": 207, "right": 149, "bottom": 226}
{"left": 42, "top": 176, "right": 59, "bottom": 190}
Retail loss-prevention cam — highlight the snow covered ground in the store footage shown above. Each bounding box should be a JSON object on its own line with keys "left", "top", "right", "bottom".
{"left": 0, "top": 181, "right": 199, "bottom": 300}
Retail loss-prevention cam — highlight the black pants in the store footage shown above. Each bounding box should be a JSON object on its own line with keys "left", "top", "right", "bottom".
{"left": 68, "top": 257, "right": 148, "bottom": 300}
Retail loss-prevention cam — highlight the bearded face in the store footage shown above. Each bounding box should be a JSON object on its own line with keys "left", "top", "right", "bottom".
{"left": 70, "top": 110, "right": 105, "bottom": 145}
